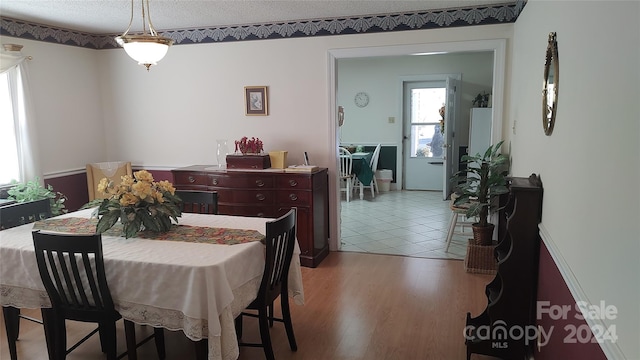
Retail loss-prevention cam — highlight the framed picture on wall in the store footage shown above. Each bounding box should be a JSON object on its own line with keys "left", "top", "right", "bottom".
{"left": 244, "top": 86, "right": 269, "bottom": 116}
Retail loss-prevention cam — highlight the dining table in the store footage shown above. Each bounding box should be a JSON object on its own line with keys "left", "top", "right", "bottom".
{"left": 0, "top": 208, "right": 304, "bottom": 360}
{"left": 350, "top": 152, "right": 374, "bottom": 200}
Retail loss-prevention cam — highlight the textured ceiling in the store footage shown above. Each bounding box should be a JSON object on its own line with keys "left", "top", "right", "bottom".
{"left": 0, "top": 0, "right": 515, "bottom": 34}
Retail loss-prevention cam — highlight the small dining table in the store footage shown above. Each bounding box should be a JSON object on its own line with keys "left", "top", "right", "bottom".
{"left": 351, "top": 152, "right": 374, "bottom": 200}
{"left": 0, "top": 208, "right": 304, "bottom": 360}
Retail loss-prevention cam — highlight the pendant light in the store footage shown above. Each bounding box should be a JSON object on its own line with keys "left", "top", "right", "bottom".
{"left": 115, "top": 0, "right": 174, "bottom": 71}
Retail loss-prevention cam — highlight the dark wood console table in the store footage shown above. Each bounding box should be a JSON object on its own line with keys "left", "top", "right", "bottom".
{"left": 172, "top": 165, "right": 329, "bottom": 267}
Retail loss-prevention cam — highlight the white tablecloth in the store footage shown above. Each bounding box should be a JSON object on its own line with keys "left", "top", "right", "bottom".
{"left": 0, "top": 208, "right": 304, "bottom": 360}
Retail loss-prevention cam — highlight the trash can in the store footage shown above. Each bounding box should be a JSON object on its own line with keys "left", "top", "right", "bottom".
{"left": 375, "top": 169, "right": 393, "bottom": 192}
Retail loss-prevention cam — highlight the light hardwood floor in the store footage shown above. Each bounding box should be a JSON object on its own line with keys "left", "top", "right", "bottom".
{"left": 1, "top": 251, "right": 498, "bottom": 360}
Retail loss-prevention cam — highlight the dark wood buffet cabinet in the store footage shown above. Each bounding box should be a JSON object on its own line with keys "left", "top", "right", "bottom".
{"left": 171, "top": 165, "right": 329, "bottom": 267}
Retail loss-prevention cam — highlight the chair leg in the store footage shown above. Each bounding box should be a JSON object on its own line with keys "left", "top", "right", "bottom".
{"left": 154, "top": 327, "right": 166, "bottom": 359}
{"left": 346, "top": 181, "right": 350, "bottom": 202}
{"left": 99, "top": 322, "right": 108, "bottom": 353}
{"left": 124, "top": 320, "right": 138, "bottom": 360}
{"left": 268, "top": 302, "right": 274, "bottom": 327}
{"left": 40, "top": 308, "right": 57, "bottom": 360}
{"left": 235, "top": 315, "right": 243, "bottom": 339}
{"left": 3, "top": 306, "right": 20, "bottom": 360}
{"left": 445, "top": 212, "right": 458, "bottom": 252}
{"left": 258, "top": 308, "right": 275, "bottom": 360}
{"left": 99, "top": 321, "right": 117, "bottom": 360}
{"left": 280, "top": 295, "right": 298, "bottom": 351}
{"left": 194, "top": 338, "right": 208, "bottom": 360}
{"left": 42, "top": 310, "right": 66, "bottom": 360}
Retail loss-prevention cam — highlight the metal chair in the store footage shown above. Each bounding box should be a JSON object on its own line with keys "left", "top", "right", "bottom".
{"left": 338, "top": 147, "right": 354, "bottom": 202}
{"left": 235, "top": 209, "right": 298, "bottom": 360}
{"left": 175, "top": 190, "right": 218, "bottom": 214}
{"left": 32, "top": 231, "right": 165, "bottom": 360}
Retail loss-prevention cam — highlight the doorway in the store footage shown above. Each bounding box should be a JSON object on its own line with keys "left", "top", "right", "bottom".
{"left": 402, "top": 74, "right": 459, "bottom": 197}
{"left": 329, "top": 40, "right": 506, "bottom": 252}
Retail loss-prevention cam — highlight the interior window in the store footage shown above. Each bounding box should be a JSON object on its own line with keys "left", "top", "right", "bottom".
{"left": 410, "top": 87, "right": 446, "bottom": 158}
{"left": 0, "top": 71, "right": 21, "bottom": 185}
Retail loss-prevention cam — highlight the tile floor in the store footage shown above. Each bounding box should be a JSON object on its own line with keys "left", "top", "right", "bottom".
{"left": 339, "top": 188, "right": 470, "bottom": 260}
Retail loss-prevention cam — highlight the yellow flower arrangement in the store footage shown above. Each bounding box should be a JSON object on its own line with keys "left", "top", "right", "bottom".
{"left": 96, "top": 170, "right": 182, "bottom": 238}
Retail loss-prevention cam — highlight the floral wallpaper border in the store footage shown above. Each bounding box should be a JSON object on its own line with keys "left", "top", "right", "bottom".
{"left": 1, "top": 1, "right": 524, "bottom": 50}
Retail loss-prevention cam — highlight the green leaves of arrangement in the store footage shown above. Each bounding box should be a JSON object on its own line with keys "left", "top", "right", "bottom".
{"left": 7, "top": 178, "right": 67, "bottom": 216}
{"left": 452, "top": 140, "right": 510, "bottom": 227}
{"left": 96, "top": 190, "right": 182, "bottom": 239}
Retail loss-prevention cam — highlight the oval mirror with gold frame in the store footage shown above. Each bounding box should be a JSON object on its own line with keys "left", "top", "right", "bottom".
{"left": 542, "top": 32, "right": 559, "bottom": 135}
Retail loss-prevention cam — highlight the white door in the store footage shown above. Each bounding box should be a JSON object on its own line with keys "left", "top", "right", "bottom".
{"left": 403, "top": 77, "right": 459, "bottom": 191}
{"left": 442, "top": 76, "right": 459, "bottom": 200}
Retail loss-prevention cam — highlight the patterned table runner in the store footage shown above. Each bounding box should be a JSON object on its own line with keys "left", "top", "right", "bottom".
{"left": 33, "top": 217, "right": 265, "bottom": 245}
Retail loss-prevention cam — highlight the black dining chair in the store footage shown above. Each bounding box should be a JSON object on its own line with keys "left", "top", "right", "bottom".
{"left": 32, "top": 231, "right": 165, "bottom": 360}
{"left": 175, "top": 190, "right": 218, "bottom": 214}
{"left": 2, "top": 198, "right": 52, "bottom": 360}
{"left": 235, "top": 208, "right": 298, "bottom": 360}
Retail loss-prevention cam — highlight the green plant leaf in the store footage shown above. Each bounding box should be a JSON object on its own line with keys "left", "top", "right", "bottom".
{"left": 96, "top": 210, "right": 120, "bottom": 234}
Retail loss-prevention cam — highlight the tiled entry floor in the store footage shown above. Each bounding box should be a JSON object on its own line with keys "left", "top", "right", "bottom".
{"left": 339, "top": 189, "right": 469, "bottom": 260}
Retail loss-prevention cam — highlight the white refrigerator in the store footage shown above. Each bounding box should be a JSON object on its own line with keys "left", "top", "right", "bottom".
{"left": 468, "top": 108, "right": 493, "bottom": 156}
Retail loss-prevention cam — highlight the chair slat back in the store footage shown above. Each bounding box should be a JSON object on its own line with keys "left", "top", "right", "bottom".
{"left": 258, "top": 209, "right": 296, "bottom": 305}
{"left": 370, "top": 143, "right": 382, "bottom": 171}
{"left": 338, "top": 147, "right": 353, "bottom": 178}
{"left": 32, "top": 231, "right": 117, "bottom": 321}
{"left": 176, "top": 190, "right": 218, "bottom": 214}
{"left": 0, "top": 198, "right": 52, "bottom": 230}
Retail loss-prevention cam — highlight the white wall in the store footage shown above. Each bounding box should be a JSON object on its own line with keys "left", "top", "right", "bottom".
{"left": 337, "top": 52, "right": 494, "bottom": 187}
{"left": 0, "top": 39, "right": 106, "bottom": 176}
{"left": 509, "top": 1, "right": 639, "bottom": 358}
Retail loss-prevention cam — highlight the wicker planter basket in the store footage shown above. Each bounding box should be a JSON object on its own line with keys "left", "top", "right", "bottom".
{"left": 464, "top": 239, "right": 498, "bottom": 274}
{"left": 472, "top": 223, "right": 495, "bottom": 246}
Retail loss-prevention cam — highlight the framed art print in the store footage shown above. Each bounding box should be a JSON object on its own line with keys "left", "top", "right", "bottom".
{"left": 244, "top": 86, "right": 268, "bottom": 116}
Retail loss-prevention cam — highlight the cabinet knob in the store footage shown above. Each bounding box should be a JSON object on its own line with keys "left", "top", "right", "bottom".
{"left": 257, "top": 212, "right": 265, "bottom": 217}
{"left": 255, "top": 179, "right": 265, "bottom": 187}
{"left": 289, "top": 193, "right": 298, "bottom": 201}
{"left": 212, "top": 179, "right": 219, "bottom": 185}
{"left": 251, "top": 165, "right": 258, "bottom": 169}
{"left": 256, "top": 193, "right": 266, "bottom": 201}
{"left": 188, "top": 176, "right": 195, "bottom": 183}
{"left": 289, "top": 179, "right": 298, "bottom": 187}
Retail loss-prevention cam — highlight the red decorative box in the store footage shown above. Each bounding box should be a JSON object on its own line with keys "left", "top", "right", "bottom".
{"left": 226, "top": 154, "right": 271, "bottom": 169}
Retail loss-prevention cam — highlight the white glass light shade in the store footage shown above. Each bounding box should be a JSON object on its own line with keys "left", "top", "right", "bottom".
{"left": 115, "top": 35, "right": 174, "bottom": 70}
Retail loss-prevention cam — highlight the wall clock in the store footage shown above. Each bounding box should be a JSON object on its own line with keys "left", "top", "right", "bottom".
{"left": 354, "top": 92, "right": 370, "bottom": 108}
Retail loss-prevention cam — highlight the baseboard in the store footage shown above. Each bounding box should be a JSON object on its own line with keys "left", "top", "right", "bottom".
{"left": 538, "top": 223, "right": 626, "bottom": 360}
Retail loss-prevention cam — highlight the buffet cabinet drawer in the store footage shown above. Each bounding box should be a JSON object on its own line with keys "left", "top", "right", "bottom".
{"left": 218, "top": 205, "right": 279, "bottom": 218}
{"left": 277, "top": 176, "right": 312, "bottom": 189}
{"left": 216, "top": 189, "right": 276, "bottom": 204}
{"left": 209, "top": 174, "right": 274, "bottom": 189}
{"left": 276, "top": 190, "right": 312, "bottom": 205}
{"left": 174, "top": 172, "right": 208, "bottom": 186}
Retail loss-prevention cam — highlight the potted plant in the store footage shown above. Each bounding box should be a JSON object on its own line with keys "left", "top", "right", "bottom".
{"left": 452, "top": 140, "right": 509, "bottom": 245}
{"left": 472, "top": 91, "right": 490, "bottom": 108}
{"left": 6, "top": 178, "right": 67, "bottom": 216}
